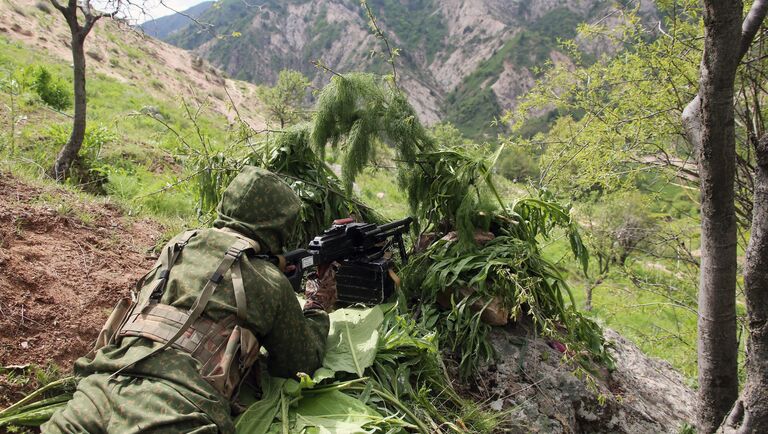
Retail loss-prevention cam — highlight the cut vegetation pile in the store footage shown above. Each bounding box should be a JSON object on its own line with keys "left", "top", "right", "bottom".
{"left": 0, "top": 72, "right": 615, "bottom": 433}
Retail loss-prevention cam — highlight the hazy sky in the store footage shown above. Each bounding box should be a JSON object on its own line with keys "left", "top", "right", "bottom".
{"left": 96, "top": 0, "right": 209, "bottom": 23}
{"left": 138, "top": 0, "right": 209, "bottom": 22}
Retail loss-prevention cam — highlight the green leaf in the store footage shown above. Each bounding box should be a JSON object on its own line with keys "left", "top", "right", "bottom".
{"left": 235, "top": 376, "right": 287, "bottom": 434}
{"left": 293, "top": 390, "right": 381, "bottom": 434}
{"left": 322, "top": 306, "right": 384, "bottom": 377}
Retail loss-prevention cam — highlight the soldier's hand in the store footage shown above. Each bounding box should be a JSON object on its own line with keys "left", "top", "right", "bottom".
{"left": 303, "top": 262, "right": 339, "bottom": 313}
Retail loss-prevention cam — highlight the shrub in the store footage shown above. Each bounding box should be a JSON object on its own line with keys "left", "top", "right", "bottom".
{"left": 86, "top": 50, "right": 103, "bottom": 62}
{"left": 43, "top": 123, "right": 116, "bottom": 192}
{"left": 31, "top": 67, "right": 71, "bottom": 111}
{"left": 495, "top": 145, "right": 539, "bottom": 182}
{"left": 583, "top": 192, "right": 658, "bottom": 267}
{"left": 35, "top": 1, "right": 51, "bottom": 14}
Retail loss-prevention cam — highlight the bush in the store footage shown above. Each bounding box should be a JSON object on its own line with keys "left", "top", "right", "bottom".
{"left": 495, "top": 145, "right": 539, "bottom": 182}
{"left": 583, "top": 192, "right": 658, "bottom": 267}
{"left": 43, "top": 123, "right": 116, "bottom": 192}
{"left": 35, "top": 1, "right": 51, "bottom": 14}
{"left": 31, "top": 67, "right": 71, "bottom": 111}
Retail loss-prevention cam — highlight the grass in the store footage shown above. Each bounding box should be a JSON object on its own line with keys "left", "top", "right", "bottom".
{"left": 356, "top": 168, "right": 409, "bottom": 220}
{"left": 540, "top": 231, "right": 700, "bottom": 381}
{"left": 0, "top": 28, "right": 239, "bottom": 230}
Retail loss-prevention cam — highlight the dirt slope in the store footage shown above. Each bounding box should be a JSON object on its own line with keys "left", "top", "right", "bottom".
{"left": 0, "top": 175, "right": 162, "bottom": 371}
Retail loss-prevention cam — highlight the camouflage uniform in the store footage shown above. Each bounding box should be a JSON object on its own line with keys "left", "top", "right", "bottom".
{"left": 43, "top": 167, "right": 331, "bottom": 434}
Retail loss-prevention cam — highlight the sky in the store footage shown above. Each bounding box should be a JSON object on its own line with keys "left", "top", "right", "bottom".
{"left": 93, "top": 0, "right": 210, "bottom": 23}
{"left": 142, "top": 0, "right": 210, "bottom": 21}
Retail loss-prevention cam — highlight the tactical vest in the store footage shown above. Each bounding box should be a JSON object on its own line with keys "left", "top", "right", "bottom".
{"left": 88, "top": 228, "right": 262, "bottom": 400}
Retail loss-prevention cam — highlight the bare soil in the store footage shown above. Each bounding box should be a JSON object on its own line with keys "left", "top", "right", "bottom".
{"left": 0, "top": 175, "right": 162, "bottom": 405}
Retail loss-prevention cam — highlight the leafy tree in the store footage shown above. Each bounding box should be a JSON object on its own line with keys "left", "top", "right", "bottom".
{"left": 256, "top": 69, "right": 310, "bottom": 128}
{"left": 47, "top": 0, "right": 125, "bottom": 181}
{"left": 511, "top": 0, "right": 768, "bottom": 430}
{"left": 686, "top": 1, "right": 768, "bottom": 431}
{"left": 429, "top": 121, "right": 465, "bottom": 147}
{"left": 585, "top": 192, "right": 657, "bottom": 267}
{"left": 495, "top": 145, "right": 539, "bottom": 182}
{"left": 507, "top": 7, "right": 701, "bottom": 198}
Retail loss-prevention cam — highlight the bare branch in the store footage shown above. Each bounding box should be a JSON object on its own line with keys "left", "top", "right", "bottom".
{"left": 48, "top": 0, "right": 68, "bottom": 14}
{"left": 740, "top": 0, "right": 768, "bottom": 59}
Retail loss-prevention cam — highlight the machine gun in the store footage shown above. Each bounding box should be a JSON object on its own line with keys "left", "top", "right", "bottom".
{"left": 263, "top": 217, "right": 413, "bottom": 305}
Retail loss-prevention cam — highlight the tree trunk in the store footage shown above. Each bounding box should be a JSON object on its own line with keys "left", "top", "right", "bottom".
{"left": 51, "top": 32, "right": 87, "bottom": 180}
{"left": 584, "top": 276, "right": 604, "bottom": 312}
{"left": 720, "top": 137, "right": 768, "bottom": 433}
{"left": 682, "top": 2, "right": 743, "bottom": 431}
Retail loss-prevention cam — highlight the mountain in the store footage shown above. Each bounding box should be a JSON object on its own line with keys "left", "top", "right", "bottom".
{"left": 140, "top": 1, "right": 214, "bottom": 40}
{"left": 153, "top": 0, "right": 657, "bottom": 139}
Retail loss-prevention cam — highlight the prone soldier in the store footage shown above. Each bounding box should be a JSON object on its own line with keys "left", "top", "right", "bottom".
{"left": 42, "top": 166, "right": 338, "bottom": 434}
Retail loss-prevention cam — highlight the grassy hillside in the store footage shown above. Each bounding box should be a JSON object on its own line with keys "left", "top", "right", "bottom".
{"left": 0, "top": 1, "right": 269, "bottom": 230}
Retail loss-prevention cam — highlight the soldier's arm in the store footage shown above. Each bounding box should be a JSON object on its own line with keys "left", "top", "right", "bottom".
{"left": 260, "top": 278, "right": 330, "bottom": 378}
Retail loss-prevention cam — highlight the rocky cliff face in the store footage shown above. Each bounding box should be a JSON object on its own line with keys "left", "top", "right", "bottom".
{"left": 146, "top": 0, "right": 657, "bottom": 137}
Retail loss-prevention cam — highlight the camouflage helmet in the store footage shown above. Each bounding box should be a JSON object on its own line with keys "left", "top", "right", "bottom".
{"left": 213, "top": 166, "right": 300, "bottom": 253}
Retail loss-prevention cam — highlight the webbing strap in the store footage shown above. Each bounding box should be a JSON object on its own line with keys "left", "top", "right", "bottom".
{"left": 214, "top": 227, "right": 259, "bottom": 323}
{"left": 231, "top": 259, "right": 247, "bottom": 322}
{"left": 148, "top": 230, "right": 198, "bottom": 302}
{"left": 110, "top": 237, "right": 251, "bottom": 379}
{"left": 118, "top": 304, "right": 230, "bottom": 360}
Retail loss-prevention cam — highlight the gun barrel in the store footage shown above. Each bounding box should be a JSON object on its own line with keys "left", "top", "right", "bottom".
{"left": 377, "top": 216, "right": 414, "bottom": 233}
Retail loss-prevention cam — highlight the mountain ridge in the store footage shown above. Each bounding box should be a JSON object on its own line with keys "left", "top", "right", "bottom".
{"left": 140, "top": 1, "right": 214, "bottom": 40}
{"left": 144, "top": 0, "right": 658, "bottom": 138}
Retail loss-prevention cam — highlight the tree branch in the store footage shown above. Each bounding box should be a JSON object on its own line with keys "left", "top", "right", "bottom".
{"left": 81, "top": 15, "right": 102, "bottom": 37}
{"left": 47, "top": 0, "right": 68, "bottom": 14}
{"left": 740, "top": 0, "right": 768, "bottom": 59}
{"left": 683, "top": 1, "right": 768, "bottom": 151}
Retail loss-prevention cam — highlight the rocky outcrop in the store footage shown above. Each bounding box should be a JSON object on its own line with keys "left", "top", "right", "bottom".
{"left": 476, "top": 323, "right": 694, "bottom": 433}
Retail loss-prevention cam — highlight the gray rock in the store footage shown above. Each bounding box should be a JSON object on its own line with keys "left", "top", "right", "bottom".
{"left": 473, "top": 322, "right": 695, "bottom": 433}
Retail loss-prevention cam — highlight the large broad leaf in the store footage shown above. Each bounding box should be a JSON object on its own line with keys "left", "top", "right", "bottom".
{"left": 322, "top": 306, "right": 384, "bottom": 377}
{"left": 293, "top": 390, "right": 381, "bottom": 434}
{"left": 237, "top": 306, "right": 385, "bottom": 433}
{"left": 234, "top": 375, "right": 287, "bottom": 433}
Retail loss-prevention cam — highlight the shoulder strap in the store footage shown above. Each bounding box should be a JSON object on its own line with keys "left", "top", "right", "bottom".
{"left": 231, "top": 259, "right": 248, "bottom": 322}
{"left": 146, "top": 230, "right": 198, "bottom": 303}
{"left": 214, "top": 227, "right": 261, "bottom": 323}
{"left": 110, "top": 237, "right": 254, "bottom": 379}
